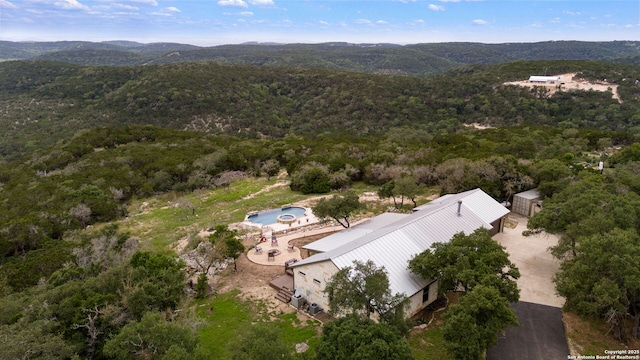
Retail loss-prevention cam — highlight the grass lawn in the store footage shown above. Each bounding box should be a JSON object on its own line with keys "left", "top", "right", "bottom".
{"left": 115, "top": 177, "right": 383, "bottom": 253}
{"left": 409, "top": 325, "right": 455, "bottom": 360}
{"left": 195, "top": 290, "right": 320, "bottom": 358}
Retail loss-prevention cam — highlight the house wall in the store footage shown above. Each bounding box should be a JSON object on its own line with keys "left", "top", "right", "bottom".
{"left": 407, "top": 280, "right": 439, "bottom": 317}
{"left": 292, "top": 260, "right": 339, "bottom": 312}
{"left": 488, "top": 218, "right": 503, "bottom": 236}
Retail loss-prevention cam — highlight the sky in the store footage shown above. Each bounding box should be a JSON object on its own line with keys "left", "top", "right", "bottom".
{"left": 1, "top": 0, "right": 639, "bottom": 46}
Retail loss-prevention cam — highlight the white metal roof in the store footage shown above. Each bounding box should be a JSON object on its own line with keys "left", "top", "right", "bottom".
{"left": 528, "top": 76, "right": 560, "bottom": 82}
{"left": 514, "top": 188, "right": 542, "bottom": 200}
{"left": 413, "top": 188, "right": 510, "bottom": 225}
{"left": 292, "top": 188, "right": 505, "bottom": 297}
{"left": 303, "top": 213, "right": 408, "bottom": 253}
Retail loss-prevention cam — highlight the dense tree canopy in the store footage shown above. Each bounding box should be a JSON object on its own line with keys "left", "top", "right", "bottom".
{"left": 409, "top": 229, "right": 520, "bottom": 302}
{"left": 554, "top": 228, "right": 640, "bottom": 341}
{"left": 315, "top": 315, "right": 413, "bottom": 360}
{"left": 527, "top": 175, "right": 640, "bottom": 258}
{"left": 442, "top": 285, "right": 518, "bottom": 360}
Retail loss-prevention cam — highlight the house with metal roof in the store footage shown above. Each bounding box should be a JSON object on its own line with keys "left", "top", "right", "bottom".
{"left": 290, "top": 188, "right": 510, "bottom": 318}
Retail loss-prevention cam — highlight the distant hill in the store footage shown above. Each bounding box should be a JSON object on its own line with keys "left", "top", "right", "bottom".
{"left": 1, "top": 59, "right": 639, "bottom": 160}
{"left": 1, "top": 40, "right": 639, "bottom": 75}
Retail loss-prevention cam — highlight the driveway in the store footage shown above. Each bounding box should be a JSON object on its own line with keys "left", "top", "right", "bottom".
{"left": 493, "top": 214, "right": 564, "bottom": 308}
{"left": 488, "top": 214, "right": 569, "bottom": 360}
{"left": 487, "top": 302, "right": 570, "bottom": 360}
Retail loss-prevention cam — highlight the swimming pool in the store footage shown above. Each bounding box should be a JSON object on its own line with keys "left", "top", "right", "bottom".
{"left": 246, "top": 206, "right": 307, "bottom": 225}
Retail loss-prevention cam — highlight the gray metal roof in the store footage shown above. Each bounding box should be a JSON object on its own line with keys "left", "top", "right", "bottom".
{"left": 414, "top": 188, "right": 510, "bottom": 225}
{"left": 303, "top": 213, "right": 408, "bottom": 253}
{"left": 292, "top": 188, "right": 505, "bottom": 297}
{"left": 514, "top": 188, "right": 542, "bottom": 200}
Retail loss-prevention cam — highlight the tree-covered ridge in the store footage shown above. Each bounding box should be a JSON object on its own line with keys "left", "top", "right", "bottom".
{"left": 2, "top": 40, "right": 639, "bottom": 72}
{"left": 2, "top": 59, "right": 640, "bottom": 160}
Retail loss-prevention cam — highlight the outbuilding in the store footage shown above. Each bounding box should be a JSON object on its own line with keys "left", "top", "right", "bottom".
{"left": 512, "top": 189, "right": 543, "bottom": 217}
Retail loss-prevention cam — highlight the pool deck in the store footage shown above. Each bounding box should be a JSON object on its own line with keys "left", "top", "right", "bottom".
{"left": 245, "top": 223, "right": 352, "bottom": 266}
{"left": 241, "top": 208, "right": 321, "bottom": 234}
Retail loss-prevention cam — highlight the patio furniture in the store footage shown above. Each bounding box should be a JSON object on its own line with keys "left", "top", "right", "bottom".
{"left": 287, "top": 242, "right": 296, "bottom": 252}
{"left": 255, "top": 246, "right": 263, "bottom": 254}
{"left": 268, "top": 249, "right": 278, "bottom": 261}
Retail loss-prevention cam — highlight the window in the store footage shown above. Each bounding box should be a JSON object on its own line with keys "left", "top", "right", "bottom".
{"left": 422, "top": 284, "right": 431, "bottom": 303}
{"left": 313, "top": 278, "right": 321, "bottom": 285}
{"left": 298, "top": 271, "right": 306, "bottom": 276}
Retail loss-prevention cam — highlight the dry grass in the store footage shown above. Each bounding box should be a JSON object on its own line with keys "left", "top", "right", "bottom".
{"left": 564, "top": 311, "right": 640, "bottom": 356}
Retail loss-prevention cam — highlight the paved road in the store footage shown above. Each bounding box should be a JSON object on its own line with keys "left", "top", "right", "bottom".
{"left": 488, "top": 301, "right": 570, "bottom": 360}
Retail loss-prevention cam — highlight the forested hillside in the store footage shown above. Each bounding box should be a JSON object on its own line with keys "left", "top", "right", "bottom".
{"left": 2, "top": 59, "right": 640, "bottom": 161}
{"left": 2, "top": 40, "right": 639, "bottom": 74}
{"left": 1, "top": 49, "right": 640, "bottom": 358}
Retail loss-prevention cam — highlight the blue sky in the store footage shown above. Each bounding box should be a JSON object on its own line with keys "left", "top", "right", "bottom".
{"left": 1, "top": 0, "right": 639, "bottom": 45}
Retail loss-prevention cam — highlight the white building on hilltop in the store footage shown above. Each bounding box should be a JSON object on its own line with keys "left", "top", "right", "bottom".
{"left": 528, "top": 76, "right": 561, "bottom": 84}
{"left": 290, "top": 188, "right": 509, "bottom": 318}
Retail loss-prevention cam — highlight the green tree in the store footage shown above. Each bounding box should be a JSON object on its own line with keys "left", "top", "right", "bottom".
{"left": 554, "top": 228, "right": 640, "bottom": 341}
{"left": 377, "top": 180, "right": 398, "bottom": 208}
{"left": 124, "top": 252, "right": 185, "bottom": 319}
{"left": 102, "top": 312, "right": 197, "bottom": 359}
{"left": 442, "top": 285, "right": 518, "bottom": 360}
{"left": 532, "top": 158, "right": 573, "bottom": 197}
{"left": 315, "top": 315, "right": 413, "bottom": 360}
{"left": 324, "top": 260, "right": 409, "bottom": 324}
{"left": 409, "top": 228, "right": 520, "bottom": 302}
{"left": 394, "top": 175, "right": 424, "bottom": 208}
{"left": 224, "top": 236, "right": 245, "bottom": 272}
{"left": 312, "top": 192, "right": 361, "bottom": 228}
{"left": 527, "top": 177, "right": 640, "bottom": 258}
{"left": 290, "top": 163, "right": 331, "bottom": 194}
{"left": 260, "top": 159, "right": 280, "bottom": 180}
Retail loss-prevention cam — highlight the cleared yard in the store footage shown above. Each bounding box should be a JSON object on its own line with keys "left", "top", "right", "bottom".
{"left": 494, "top": 213, "right": 564, "bottom": 308}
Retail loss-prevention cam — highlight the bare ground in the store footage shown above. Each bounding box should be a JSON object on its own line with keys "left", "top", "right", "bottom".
{"left": 504, "top": 73, "right": 620, "bottom": 103}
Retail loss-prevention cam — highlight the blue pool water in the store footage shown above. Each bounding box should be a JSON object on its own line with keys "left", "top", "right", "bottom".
{"left": 246, "top": 206, "right": 307, "bottom": 225}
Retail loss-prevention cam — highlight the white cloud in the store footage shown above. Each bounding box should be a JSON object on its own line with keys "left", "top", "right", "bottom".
{"left": 530, "top": 21, "right": 542, "bottom": 28}
{"left": 0, "top": 0, "right": 18, "bottom": 9}
{"left": 126, "top": 0, "right": 158, "bottom": 5}
{"left": 54, "top": 0, "right": 89, "bottom": 10}
{"left": 165, "top": 6, "right": 180, "bottom": 12}
{"left": 218, "top": 0, "right": 248, "bottom": 8}
{"left": 149, "top": 11, "right": 170, "bottom": 16}
{"left": 376, "top": 20, "right": 388, "bottom": 25}
{"left": 472, "top": 19, "right": 488, "bottom": 25}
{"left": 428, "top": 4, "right": 444, "bottom": 11}
{"left": 438, "top": 0, "right": 459, "bottom": 2}
{"left": 551, "top": 17, "right": 561, "bottom": 23}
{"left": 563, "top": 11, "right": 580, "bottom": 16}
{"left": 318, "top": 20, "right": 329, "bottom": 25}
{"left": 238, "top": 11, "right": 253, "bottom": 16}
{"left": 111, "top": 3, "right": 139, "bottom": 11}
{"left": 396, "top": 0, "right": 417, "bottom": 3}
{"left": 355, "top": 19, "right": 371, "bottom": 25}
{"left": 249, "top": 0, "right": 274, "bottom": 5}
